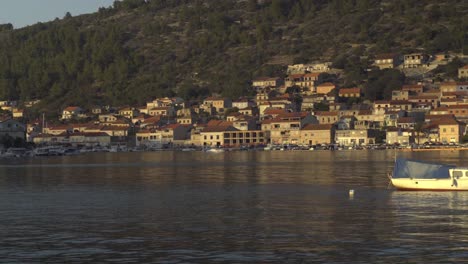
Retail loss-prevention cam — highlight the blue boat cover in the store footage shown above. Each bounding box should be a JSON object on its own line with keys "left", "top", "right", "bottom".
{"left": 392, "top": 158, "right": 455, "bottom": 179}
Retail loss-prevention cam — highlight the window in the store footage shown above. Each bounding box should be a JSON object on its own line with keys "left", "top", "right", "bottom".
{"left": 453, "top": 171, "right": 463, "bottom": 179}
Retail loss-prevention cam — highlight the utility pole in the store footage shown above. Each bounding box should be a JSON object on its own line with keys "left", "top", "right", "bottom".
{"left": 42, "top": 113, "right": 45, "bottom": 134}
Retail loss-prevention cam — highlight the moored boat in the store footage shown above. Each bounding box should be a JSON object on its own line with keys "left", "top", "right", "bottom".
{"left": 389, "top": 158, "right": 468, "bottom": 191}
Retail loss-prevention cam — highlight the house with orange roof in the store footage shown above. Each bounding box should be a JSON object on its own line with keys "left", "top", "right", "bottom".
{"left": 316, "top": 82, "right": 336, "bottom": 95}
{"left": 32, "top": 132, "right": 68, "bottom": 145}
{"left": 440, "top": 82, "right": 458, "bottom": 93}
{"left": 99, "top": 114, "right": 119, "bottom": 123}
{"left": 315, "top": 111, "right": 339, "bottom": 124}
{"left": 43, "top": 125, "right": 72, "bottom": 135}
{"left": 431, "top": 105, "right": 468, "bottom": 121}
{"left": 61, "top": 106, "right": 83, "bottom": 120}
{"left": 402, "top": 84, "right": 424, "bottom": 94}
{"left": 300, "top": 124, "right": 335, "bottom": 145}
{"left": 140, "top": 116, "right": 165, "bottom": 128}
{"left": 239, "top": 106, "right": 259, "bottom": 117}
{"left": 268, "top": 112, "right": 318, "bottom": 144}
{"left": 198, "top": 119, "right": 266, "bottom": 147}
{"left": 458, "top": 65, "right": 468, "bottom": 79}
{"left": 199, "top": 122, "right": 236, "bottom": 147}
{"left": 356, "top": 110, "right": 374, "bottom": 122}
{"left": 132, "top": 113, "right": 151, "bottom": 125}
{"left": 397, "top": 117, "right": 416, "bottom": 129}
{"left": 148, "top": 106, "right": 175, "bottom": 117}
{"left": 232, "top": 115, "right": 257, "bottom": 131}
{"left": 99, "top": 125, "right": 129, "bottom": 137}
{"left": 232, "top": 98, "right": 255, "bottom": 109}
{"left": 136, "top": 124, "right": 192, "bottom": 146}
{"left": 438, "top": 117, "right": 465, "bottom": 143}
{"left": 260, "top": 104, "right": 289, "bottom": 118}
{"left": 374, "top": 53, "right": 400, "bottom": 69}
{"left": 118, "top": 107, "right": 139, "bottom": 119}
{"left": 338, "top": 88, "right": 361, "bottom": 98}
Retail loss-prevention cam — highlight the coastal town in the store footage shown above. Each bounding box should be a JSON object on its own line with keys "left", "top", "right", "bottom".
{"left": 1, "top": 52, "right": 468, "bottom": 155}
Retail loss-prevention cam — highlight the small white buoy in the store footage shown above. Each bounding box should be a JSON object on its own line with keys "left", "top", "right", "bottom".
{"left": 349, "top": 189, "right": 354, "bottom": 198}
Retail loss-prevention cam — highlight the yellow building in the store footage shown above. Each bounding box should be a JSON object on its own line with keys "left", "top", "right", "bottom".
{"left": 438, "top": 118, "right": 464, "bottom": 143}
{"left": 300, "top": 124, "right": 335, "bottom": 145}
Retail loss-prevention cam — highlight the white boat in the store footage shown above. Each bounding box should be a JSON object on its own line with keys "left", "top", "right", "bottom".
{"left": 389, "top": 158, "right": 468, "bottom": 191}
{"left": 205, "top": 148, "right": 224, "bottom": 153}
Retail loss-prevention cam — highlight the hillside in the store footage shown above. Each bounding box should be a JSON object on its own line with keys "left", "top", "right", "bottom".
{"left": 0, "top": 0, "right": 466, "bottom": 117}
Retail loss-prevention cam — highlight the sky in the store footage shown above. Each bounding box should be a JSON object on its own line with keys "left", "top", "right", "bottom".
{"left": 0, "top": 0, "right": 116, "bottom": 29}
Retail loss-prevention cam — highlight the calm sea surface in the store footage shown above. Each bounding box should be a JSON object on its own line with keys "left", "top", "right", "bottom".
{"left": 1, "top": 150, "right": 468, "bottom": 263}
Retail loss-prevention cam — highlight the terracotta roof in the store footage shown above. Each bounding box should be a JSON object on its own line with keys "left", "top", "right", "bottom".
{"left": 288, "top": 73, "right": 305, "bottom": 79}
{"left": 390, "top": 100, "right": 412, "bottom": 105}
{"left": 397, "top": 117, "right": 415, "bottom": 123}
{"left": 375, "top": 53, "right": 397, "bottom": 60}
{"left": 70, "top": 132, "right": 109, "bottom": 137}
{"left": 358, "top": 110, "right": 373, "bottom": 115}
{"left": 277, "top": 112, "right": 309, "bottom": 118}
{"left": 339, "top": 88, "right": 361, "bottom": 94}
{"left": 64, "top": 106, "right": 80, "bottom": 111}
{"left": 317, "top": 82, "right": 335, "bottom": 87}
{"left": 207, "top": 120, "right": 233, "bottom": 127}
{"left": 263, "top": 108, "right": 288, "bottom": 115}
{"left": 304, "top": 72, "right": 322, "bottom": 78}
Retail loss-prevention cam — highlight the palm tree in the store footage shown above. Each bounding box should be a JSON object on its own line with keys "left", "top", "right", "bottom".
{"left": 413, "top": 121, "right": 425, "bottom": 145}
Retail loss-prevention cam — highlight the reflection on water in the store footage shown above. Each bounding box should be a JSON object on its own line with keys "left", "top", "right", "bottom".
{"left": 0, "top": 150, "right": 467, "bottom": 263}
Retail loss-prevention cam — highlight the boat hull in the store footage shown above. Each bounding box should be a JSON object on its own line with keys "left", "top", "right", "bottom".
{"left": 391, "top": 178, "right": 468, "bottom": 191}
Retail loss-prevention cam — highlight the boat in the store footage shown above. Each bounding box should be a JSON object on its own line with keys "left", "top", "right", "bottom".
{"left": 205, "top": 147, "right": 225, "bottom": 153}
{"left": 389, "top": 158, "right": 468, "bottom": 191}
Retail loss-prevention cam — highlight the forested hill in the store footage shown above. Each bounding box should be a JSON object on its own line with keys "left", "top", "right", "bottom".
{"left": 0, "top": 0, "right": 466, "bottom": 115}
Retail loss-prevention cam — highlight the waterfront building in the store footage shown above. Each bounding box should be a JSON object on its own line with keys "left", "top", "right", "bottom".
{"left": 335, "top": 129, "right": 377, "bottom": 146}
{"left": 268, "top": 112, "right": 318, "bottom": 145}
{"left": 300, "top": 124, "right": 335, "bottom": 145}
{"left": 0, "top": 118, "right": 26, "bottom": 142}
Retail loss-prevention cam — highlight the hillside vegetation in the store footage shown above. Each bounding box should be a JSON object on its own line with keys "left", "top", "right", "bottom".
{"left": 0, "top": 0, "right": 466, "bottom": 116}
